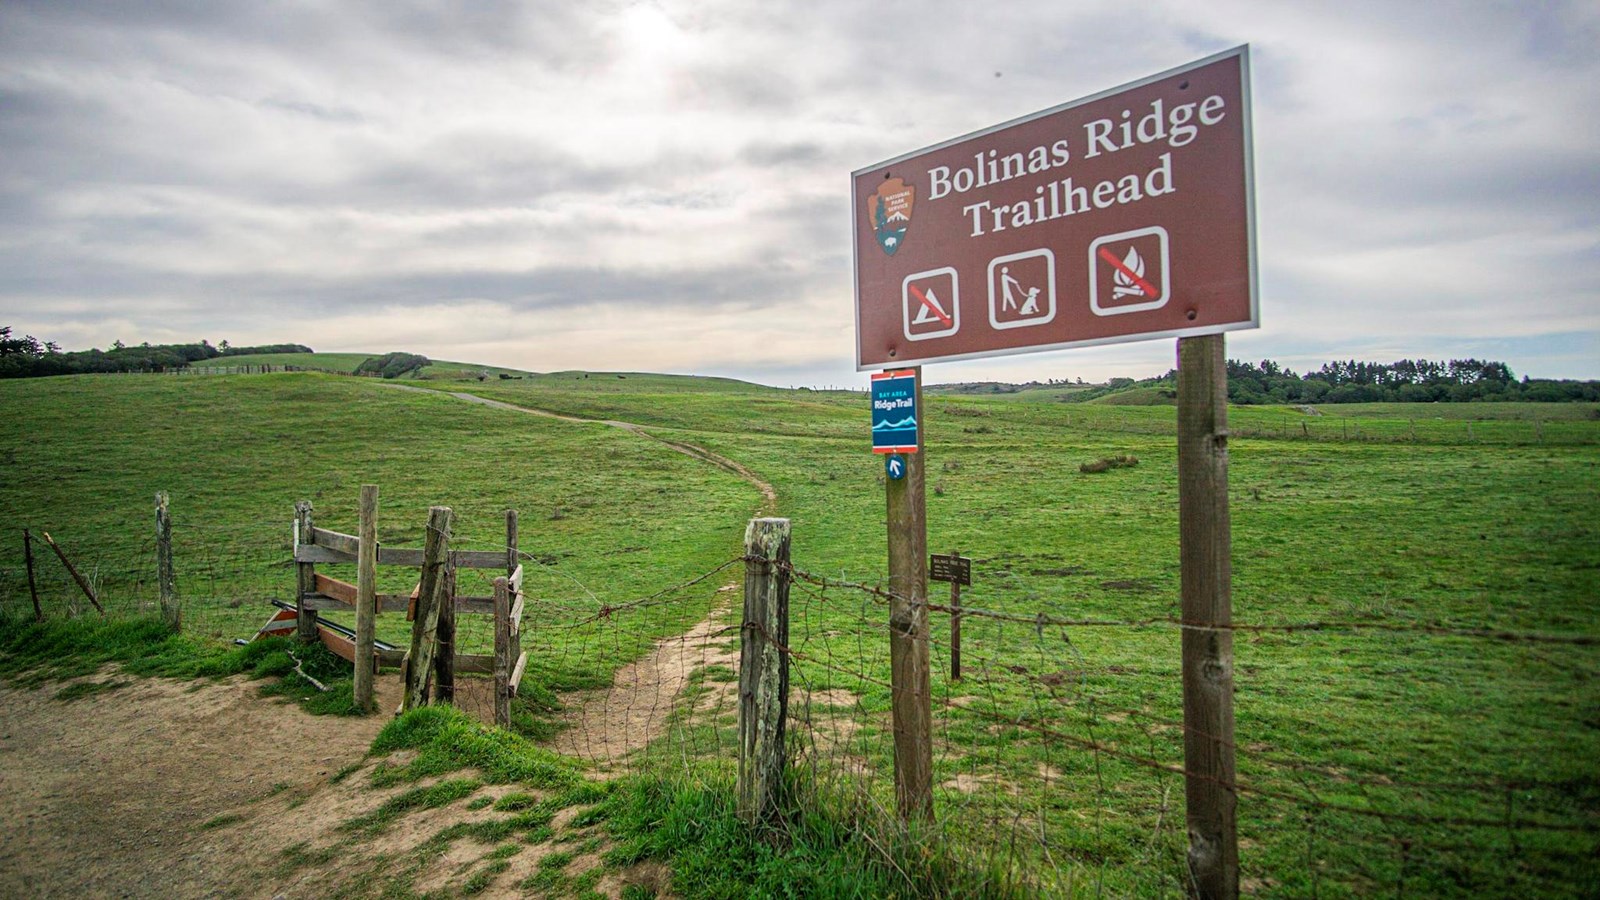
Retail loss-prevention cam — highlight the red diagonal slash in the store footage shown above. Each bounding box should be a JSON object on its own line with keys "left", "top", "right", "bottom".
{"left": 1097, "top": 246, "right": 1161, "bottom": 299}
{"left": 907, "top": 281, "right": 953, "bottom": 328}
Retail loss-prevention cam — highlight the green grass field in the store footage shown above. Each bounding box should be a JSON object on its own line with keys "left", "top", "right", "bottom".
{"left": 2, "top": 357, "right": 1596, "bottom": 897}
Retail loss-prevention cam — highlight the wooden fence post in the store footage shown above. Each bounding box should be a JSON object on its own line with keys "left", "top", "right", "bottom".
{"left": 434, "top": 563, "right": 456, "bottom": 706}
{"left": 355, "top": 484, "right": 379, "bottom": 713}
{"left": 40, "top": 532, "right": 103, "bottom": 616}
{"left": 493, "top": 508, "right": 523, "bottom": 727}
{"left": 402, "top": 506, "right": 452, "bottom": 712}
{"left": 885, "top": 368, "right": 933, "bottom": 824}
{"left": 949, "top": 548, "right": 962, "bottom": 682}
{"left": 739, "top": 517, "right": 791, "bottom": 825}
{"left": 155, "top": 492, "right": 179, "bottom": 631}
{"left": 295, "top": 501, "right": 318, "bottom": 643}
{"left": 505, "top": 509, "right": 519, "bottom": 574}
{"left": 1177, "top": 333, "right": 1240, "bottom": 900}
{"left": 23, "top": 529, "right": 42, "bottom": 622}
{"left": 493, "top": 575, "right": 511, "bottom": 727}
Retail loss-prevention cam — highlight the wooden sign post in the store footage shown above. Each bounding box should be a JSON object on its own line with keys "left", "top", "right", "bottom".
{"left": 354, "top": 484, "right": 378, "bottom": 713}
{"left": 884, "top": 367, "right": 933, "bottom": 824}
{"left": 929, "top": 551, "right": 972, "bottom": 681}
{"left": 1178, "top": 333, "right": 1238, "bottom": 898}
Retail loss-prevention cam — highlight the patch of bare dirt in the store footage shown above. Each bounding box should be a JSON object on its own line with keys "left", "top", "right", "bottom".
{"left": 0, "top": 669, "right": 661, "bottom": 899}
{"left": 0, "top": 670, "right": 391, "bottom": 898}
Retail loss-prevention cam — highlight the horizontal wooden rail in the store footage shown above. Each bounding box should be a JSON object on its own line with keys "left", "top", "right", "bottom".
{"left": 310, "top": 527, "right": 359, "bottom": 556}
{"left": 294, "top": 544, "right": 509, "bottom": 569}
{"left": 317, "top": 630, "right": 494, "bottom": 674}
{"left": 299, "top": 593, "right": 496, "bottom": 616}
{"left": 314, "top": 573, "right": 356, "bottom": 604}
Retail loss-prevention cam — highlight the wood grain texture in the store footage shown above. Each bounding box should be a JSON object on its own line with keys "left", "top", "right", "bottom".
{"left": 1177, "top": 334, "right": 1239, "bottom": 900}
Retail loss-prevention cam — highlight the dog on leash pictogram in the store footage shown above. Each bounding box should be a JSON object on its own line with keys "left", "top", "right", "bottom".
{"left": 987, "top": 249, "right": 1056, "bottom": 330}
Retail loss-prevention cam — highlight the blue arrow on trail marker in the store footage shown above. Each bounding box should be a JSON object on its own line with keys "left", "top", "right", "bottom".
{"left": 886, "top": 454, "right": 906, "bottom": 480}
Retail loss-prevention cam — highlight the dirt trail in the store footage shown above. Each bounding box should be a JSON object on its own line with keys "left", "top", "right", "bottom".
{"left": 552, "top": 585, "right": 742, "bottom": 770}
{"left": 380, "top": 383, "right": 777, "bottom": 510}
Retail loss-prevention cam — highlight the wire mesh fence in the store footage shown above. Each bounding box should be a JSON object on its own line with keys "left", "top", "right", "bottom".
{"left": 2, "top": 505, "right": 1596, "bottom": 897}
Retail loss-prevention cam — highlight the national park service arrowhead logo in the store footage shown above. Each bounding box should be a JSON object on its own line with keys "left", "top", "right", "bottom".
{"left": 868, "top": 176, "right": 915, "bottom": 256}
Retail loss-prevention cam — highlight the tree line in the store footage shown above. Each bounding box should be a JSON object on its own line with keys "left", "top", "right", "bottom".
{"left": 1061, "top": 356, "right": 1597, "bottom": 404}
{"left": 1219, "top": 358, "right": 1597, "bottom": 404}
{"left": 0, "top": 327, "right": 312, "bottom": 378}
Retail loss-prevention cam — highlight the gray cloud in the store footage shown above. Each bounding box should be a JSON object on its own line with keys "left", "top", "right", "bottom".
{"left": 2, "top": 0, "right": 1597, "bottom": 386}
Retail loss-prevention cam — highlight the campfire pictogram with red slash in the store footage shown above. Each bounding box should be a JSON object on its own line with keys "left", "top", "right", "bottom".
{"left": 1089, "top": 226, "right": 1169, "bottom": 317}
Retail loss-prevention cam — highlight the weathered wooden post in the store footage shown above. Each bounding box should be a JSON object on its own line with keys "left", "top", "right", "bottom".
{"left": 402, "top": 506, "right": 452, "bottom": 712}
{"left": 23, "top": 529, "right": 42, "bottom": 622}
{"left": 493, "top": 574, "right": 512, "bottom": 727}
{"left": 948, "top": 549, "right": 962, "bottom": 682}
{"left": 155, "top": 492, "right": 179, "bottom": 631}
{"left": 491, "top": 508, "right": 522, "bottom": 726}
{"left": 294, "top": 501, "right": 318, "bottom": 643}
{"left": 354, "top": 484, "right": 379, "bottom": 713}
{"left": 434, "top": 563, "right": 456, "bottom": 706}
{"left": 505, "top": 509, "right": 519, "bottom": 574}
{"left": 739, "top": 517, "right": 791, "bottom": 825}
{"left": 885, "top": 368, "right": 933, "bottom": 824}
{"left": 1177, "top": 333, "right": 1239, "bottom": 900}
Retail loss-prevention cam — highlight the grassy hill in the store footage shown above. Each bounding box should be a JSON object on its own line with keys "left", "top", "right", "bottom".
{"left": 2, "top": 365, "right": 1596, "bottom": 896}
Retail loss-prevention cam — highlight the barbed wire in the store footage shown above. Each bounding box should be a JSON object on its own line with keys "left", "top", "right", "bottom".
{"left": 784, "top": 564, "right": 1600, "bottom": 646}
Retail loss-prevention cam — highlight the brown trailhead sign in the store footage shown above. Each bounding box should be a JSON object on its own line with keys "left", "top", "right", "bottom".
{"left": 853, "top": 46, "right": 1256, "bottom": 370}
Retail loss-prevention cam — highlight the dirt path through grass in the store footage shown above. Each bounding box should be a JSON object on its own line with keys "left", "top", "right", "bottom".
{"left": 552, "top": 585, "right": 741, "bottom": 771}
{"left": 380, "top": 384, "right": 778, "bottom": 511}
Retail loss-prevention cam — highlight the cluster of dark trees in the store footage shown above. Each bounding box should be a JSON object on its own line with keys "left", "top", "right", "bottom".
{"left": 0, "top": 327, "right": 311, "bottom": 377}
{"left": 1219, "top": 358, "right": 1598, "bottom": 404}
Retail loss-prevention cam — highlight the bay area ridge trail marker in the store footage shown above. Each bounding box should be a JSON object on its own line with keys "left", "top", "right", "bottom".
{"left": 852, "top": 44, "right": 1256, "bottom": 369}
{"left": 871, "top": 369, "right": 919, "bottom": 454}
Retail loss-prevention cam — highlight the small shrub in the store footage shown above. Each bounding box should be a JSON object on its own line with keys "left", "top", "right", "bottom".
{"left": 353, "top": 352, "right": 429, "bottom": 379}
{"left": 1080, "top": 454, "right": 1139, "bottom": 474}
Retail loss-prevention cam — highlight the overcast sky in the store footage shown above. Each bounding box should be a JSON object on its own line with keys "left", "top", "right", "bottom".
{"left": 2, "top": 1, "right": 1596, "bottom": 386}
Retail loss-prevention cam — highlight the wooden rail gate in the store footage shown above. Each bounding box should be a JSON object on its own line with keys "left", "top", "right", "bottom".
{"left": 289, "top": 497, "right": 527, "bottom": 724}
